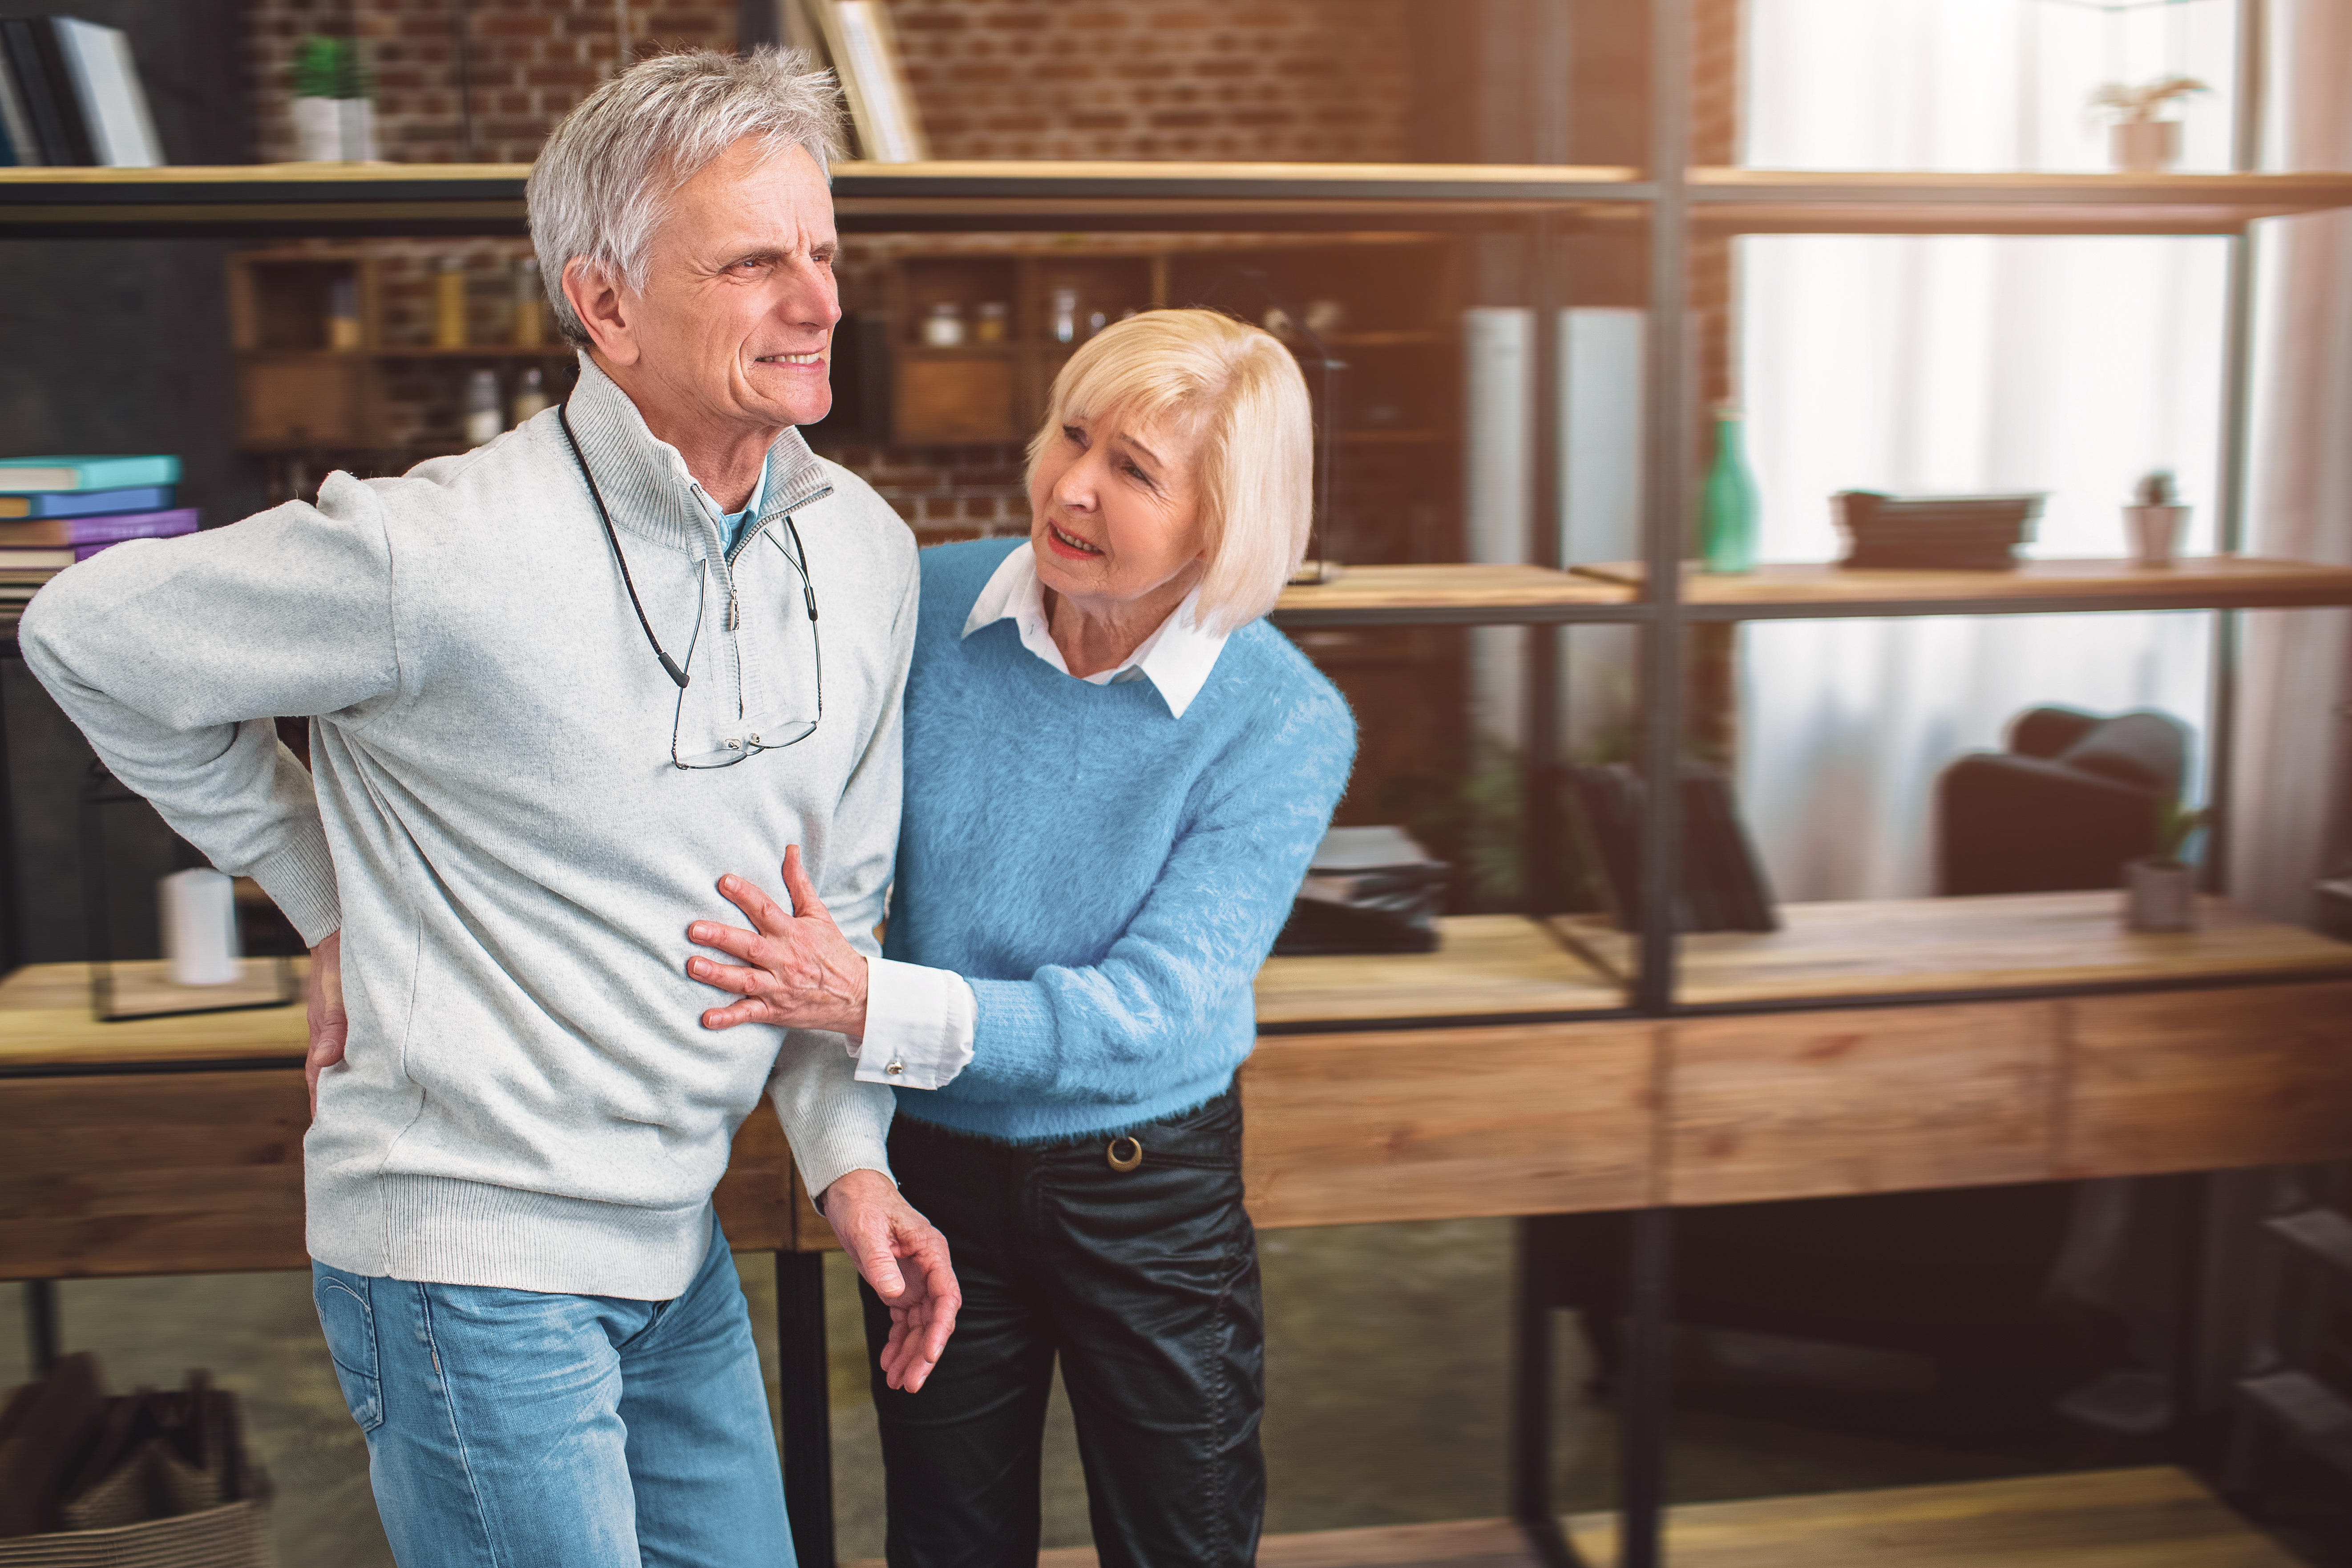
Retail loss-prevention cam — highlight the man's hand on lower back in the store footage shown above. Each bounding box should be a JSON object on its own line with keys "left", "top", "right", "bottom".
{"left": 821, "top": 1167, "right": 960, "bottom": 1393}
{"left": 306, "top": 929, "right": 347, "bottom": 1119}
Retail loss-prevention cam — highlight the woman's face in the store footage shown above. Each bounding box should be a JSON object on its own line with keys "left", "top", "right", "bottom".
{"left": 1028, "top": 405, "right": 1209, "bottom": 611}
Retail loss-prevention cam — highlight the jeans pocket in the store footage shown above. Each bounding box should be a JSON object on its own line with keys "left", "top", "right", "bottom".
{"left": 313, "top": 1267, "right": 385, "bottom": 1434}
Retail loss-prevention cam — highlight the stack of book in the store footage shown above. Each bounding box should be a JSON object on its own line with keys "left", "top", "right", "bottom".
{"left": 0, "top": 455, "right": 192, "bottom": 630}
{"left": 1834, "top": 490, "right": 2047, "bottom": 572}
{"left": 0, "top": 15, "right": 161, "bottom": 167}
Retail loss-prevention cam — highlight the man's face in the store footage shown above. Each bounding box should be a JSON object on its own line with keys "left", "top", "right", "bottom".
{"left": 596, "top": 137, "right": 841, "bottom": 434}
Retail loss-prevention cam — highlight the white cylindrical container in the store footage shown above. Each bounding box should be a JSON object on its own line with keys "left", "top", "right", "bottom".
{"left": 338, "top": 96, "right": 379, "bottom": 162}
{"left": 462, "top": 368, "right": 503, "bottom": 447}
{"left": 160, "top": 868, "right": 242, "bottom": 986}
{"left": 291, "top": 96, "right": 341, "bottom": 162}
{"left": 2126, "top": 503, "right": 2188, "bottom": 567}
{"left": 921, "top": 302, "right": 966, "bottom": 347}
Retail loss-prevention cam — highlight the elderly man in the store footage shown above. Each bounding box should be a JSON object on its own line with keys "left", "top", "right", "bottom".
{"left": 22, "top": 49, "right": 951, "bottom": 1567}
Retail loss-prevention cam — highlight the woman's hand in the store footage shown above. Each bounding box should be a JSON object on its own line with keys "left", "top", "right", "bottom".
{"left": 687, "top": 845, "right": 870, "bottom": 1039}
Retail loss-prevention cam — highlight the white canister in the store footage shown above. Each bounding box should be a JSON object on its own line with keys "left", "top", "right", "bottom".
{"left": 2126, "top": 504, "right": 2188, "bottom": 567}
{"left": 291, "top": 96, "right": 341, "bottom": 162}
{"left": 338, "top": 97, "right": 379, "bottom": 162}
{"left": 160, "top": 868, "right": 242, "bottom": 986}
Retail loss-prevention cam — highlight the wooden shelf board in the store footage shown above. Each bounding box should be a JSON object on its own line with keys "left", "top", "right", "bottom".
{"left": 1693, "top": 167, "right": 2352, "bottom": 233}
{"left": 1255, "top": 914, "right": 1620, "bottom": 1027}
{"left": 1323, "top": 330, "right": 1451, "bottom": 347}
{"left": 371, "top": 345, "right": 576, "bottom": 359}
{"left": 1573, "top": 556, "right": 2352, "bottom": 616}
{"left": 1554, "top": 892, "right": 2352, "bottom": 1007}
{"left": 8, "top": 166, "right": 2346, "bottom": 240}
{"left": 843, "top": 1467, "right": 2286, "bottom": 1568}
{"left": 0, "top": 960, "right": 307, "bottom": 1071}
{"left": 1338, "top": 428, "right": 1446, "bottom": 444}
{"left": 1274, "top": 563, "right": 1634, "bottom": 620}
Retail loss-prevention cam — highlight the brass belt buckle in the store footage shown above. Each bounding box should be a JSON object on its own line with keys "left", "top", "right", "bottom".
{"left": 1106, "top": 1136, "right": 1144, "bottom": 1172}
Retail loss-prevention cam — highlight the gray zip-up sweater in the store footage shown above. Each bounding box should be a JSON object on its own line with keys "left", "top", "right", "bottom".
{"left": 21, "top": 358, "right": 908, "bottom": 1299}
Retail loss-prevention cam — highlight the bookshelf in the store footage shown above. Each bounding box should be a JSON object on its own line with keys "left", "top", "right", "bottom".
{"left": 5, "top": 8, "right": 2352, "bottom": 1565}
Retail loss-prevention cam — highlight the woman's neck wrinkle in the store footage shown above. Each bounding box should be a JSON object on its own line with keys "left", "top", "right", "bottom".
{"left": 1043, "top": 569, "right": 1199, "bottom": 680}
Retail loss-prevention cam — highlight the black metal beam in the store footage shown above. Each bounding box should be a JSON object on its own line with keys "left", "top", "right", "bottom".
{"left": 776, "top": 1250, "right": 836, "bottom": 1566}
{"left": 2204, "top": 0, "right": 2268, "bottom": 897}
{"left": 24, "top": 1280, "right": 57, "bottom": 1374}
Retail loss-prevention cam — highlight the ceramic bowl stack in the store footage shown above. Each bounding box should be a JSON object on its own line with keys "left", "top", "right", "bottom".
{"left": 1833, "top": 491, "right": 2046, "bottom": 571}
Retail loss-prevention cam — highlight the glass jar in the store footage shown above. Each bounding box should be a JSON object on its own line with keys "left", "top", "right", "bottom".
{"left": 461, "top": 368, "right": 503, "bottom": 447}
{"left": 1049, "top": 287, "right": 1079, "bottom": 345}
{"left": 325, "top": 275, "right": 364, "bottom": 352}
{"left": 509, "top": 365, "right": 550, "bottom": 427}
{"left": 974, "top": 300, "right": 1010, "bottom": 344}
{"left": 921, "top": 301, "right": 966, "bottom": 348}
{"left": 433, "top": 256, "right": 468, "bottom": 349}
{"left": 512, "top": 257, "right": 544, "bottom": 348}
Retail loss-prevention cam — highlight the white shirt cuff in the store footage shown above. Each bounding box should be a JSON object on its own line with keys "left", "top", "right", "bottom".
{"left": 854, "top": 957, "right": 976, "bottom": 1090}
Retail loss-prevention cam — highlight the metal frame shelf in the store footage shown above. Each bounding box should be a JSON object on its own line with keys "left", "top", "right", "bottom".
{"left": 6, "top": 4, "right": 2352, "bottom": 1564}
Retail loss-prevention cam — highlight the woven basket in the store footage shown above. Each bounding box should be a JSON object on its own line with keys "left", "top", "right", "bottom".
{"left": 0, "top": 1503, "right": 271, "bottom": 1568}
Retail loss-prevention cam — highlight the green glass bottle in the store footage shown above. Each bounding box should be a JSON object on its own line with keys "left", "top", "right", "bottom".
{"left": 1698, "top": 408, "right": 1759, "bottom": 574}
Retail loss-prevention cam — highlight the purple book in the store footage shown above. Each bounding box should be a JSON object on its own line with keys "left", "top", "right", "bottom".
{"left": 0, "top": 507, "right": 199, "bottom": 551}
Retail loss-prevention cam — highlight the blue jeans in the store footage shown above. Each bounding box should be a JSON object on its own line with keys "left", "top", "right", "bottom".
{"left": 311, "top": 1213, "right": 792, "bottom": 1568}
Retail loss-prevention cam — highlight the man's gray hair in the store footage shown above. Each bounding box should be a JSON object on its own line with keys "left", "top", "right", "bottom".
{"left": 528, "top": 47, "right": 847, "bottom": 348}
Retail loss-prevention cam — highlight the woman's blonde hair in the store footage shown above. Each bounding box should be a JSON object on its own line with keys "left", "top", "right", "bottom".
{"left": 1025, "top": 308, "right": 1313, "bottom": 634}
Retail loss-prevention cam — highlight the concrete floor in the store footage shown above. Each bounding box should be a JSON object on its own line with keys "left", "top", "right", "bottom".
{"left": 1, "top": 1218, "right": 2096, "bottom": 1565}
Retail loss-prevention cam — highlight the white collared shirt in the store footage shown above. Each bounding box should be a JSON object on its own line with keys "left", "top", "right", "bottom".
{"left": 854, "top": 542, "right": 1230, "bottom": 1089}
{"left": 958, "top": 541, "right": 1229, "bottom": 719}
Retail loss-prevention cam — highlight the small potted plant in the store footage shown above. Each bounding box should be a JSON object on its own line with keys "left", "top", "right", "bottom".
{"left": 2089, "top": 77, "right": 2208, "bottom": 173}
{"left": 2126, "top": 797, "right": 2205, "bottom": 932}
{"left": 2126, "top": 469, "right": 2188, "bottom": 567}
{"left": 290, "top": 36, "right": 378, "bottom": 163}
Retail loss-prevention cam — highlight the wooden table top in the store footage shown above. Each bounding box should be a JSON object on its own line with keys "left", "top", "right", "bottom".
{"left": 1254, "top": 914, "right": 1620, "bottom": 1027}
{"left": 0, "top": 919, "right": 1621, "bottom": 1071}
{"left": 0, "top": 959, "right": 309, "bottom": 1072}
{"left": 8, "top": 897, "right": 2348, "bottom": 1068}
{"left": 1553, "top": 891, "right": 2352, "bottom": 1006}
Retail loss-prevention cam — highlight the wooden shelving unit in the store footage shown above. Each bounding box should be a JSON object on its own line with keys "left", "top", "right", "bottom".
{"left": 8, "top": 16, "right": 2352, "bottom": 1564}
{"left": 1551, "top": 891, "right": 2352, "bottom": 1007}
{"left": 225, "top": 246, "right": 562, "bottom": 455}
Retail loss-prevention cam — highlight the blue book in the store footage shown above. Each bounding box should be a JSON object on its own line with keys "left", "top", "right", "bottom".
{"left": 0, "top": 485, "right": 171, "bottom": 519}
{"left": 0, "top": 454, "right": 180, "bottom": 493}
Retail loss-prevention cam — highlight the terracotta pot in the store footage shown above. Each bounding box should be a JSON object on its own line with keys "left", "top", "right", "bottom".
{"left": 2111, "top": 119, "right": 2182, "bottom": 173}
{"left": 2126, "top": 857, "right": 2197, "bottom": 933}
{"left": 2126, "top": 503, "right": 2188, "bottom": 567}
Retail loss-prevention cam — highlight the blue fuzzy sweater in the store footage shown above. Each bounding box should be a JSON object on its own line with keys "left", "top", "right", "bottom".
{"left": 884, "top": 539, "right": 1356, "bottom": 1144}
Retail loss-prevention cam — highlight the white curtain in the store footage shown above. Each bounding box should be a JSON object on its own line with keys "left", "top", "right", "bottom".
{"left": 2233, "top": 0, "right": 2352, "bottom": 918}
{"left": 1737, "top": 0, "right": 2247, "bottom": 901}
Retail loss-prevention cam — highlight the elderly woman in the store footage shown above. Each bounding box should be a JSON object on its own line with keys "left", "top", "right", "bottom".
{"left": 688, "top": 307, "right": 1356, "bottom": 1565}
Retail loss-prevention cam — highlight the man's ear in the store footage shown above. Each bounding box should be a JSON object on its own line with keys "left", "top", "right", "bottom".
{"left": 564, "top": 257, "right": 640, "bottom": 367}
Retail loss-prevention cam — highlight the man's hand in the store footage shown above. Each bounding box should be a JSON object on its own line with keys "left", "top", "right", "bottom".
{"left": 306, "top": 929, "right": 347, "bottom": 1119}
{"left": 687, "top": 845, "right": 870, "bottom": 1039}
{"left": 822, "top": 1168, "right": 959, "bottom": 1393}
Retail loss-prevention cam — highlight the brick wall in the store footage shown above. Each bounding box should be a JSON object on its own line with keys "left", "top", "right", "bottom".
{"left": 244, "top": 0, "right": 731, "bottom": 166}
{"left": 243, "top": 0, "right": 1412, "bottom": 169}
{"left": 889, "top": 0, "right": 1413, "bottom": 162}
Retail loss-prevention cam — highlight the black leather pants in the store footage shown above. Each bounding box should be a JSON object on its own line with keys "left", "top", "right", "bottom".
{"left": 860, "top": 1088, "right": 1265, "bottom": 1568}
